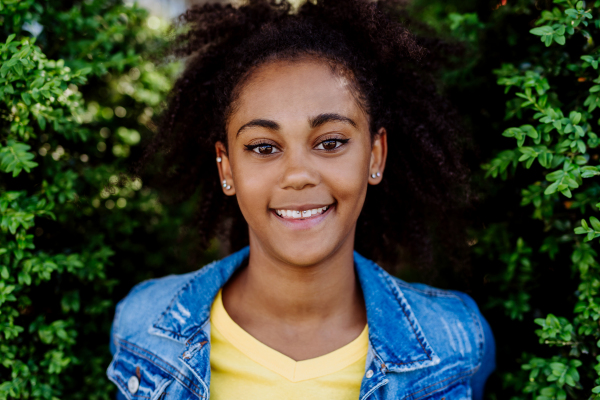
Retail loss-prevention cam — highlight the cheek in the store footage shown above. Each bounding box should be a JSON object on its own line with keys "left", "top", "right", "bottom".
{"left": 231, "top": 159, "right": 274, "bottom": 217}
{"left": 323, "top": 148, "right": 370, "bottom": 209}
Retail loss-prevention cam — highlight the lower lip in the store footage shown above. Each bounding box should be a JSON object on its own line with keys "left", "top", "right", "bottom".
{"left": 271, "top": 206, "right": 334, "bottom": 230}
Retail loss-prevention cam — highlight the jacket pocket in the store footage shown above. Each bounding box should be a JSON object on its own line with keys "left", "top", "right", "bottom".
{"left": 108, "top": 345, "right": 174, "bottom": 400}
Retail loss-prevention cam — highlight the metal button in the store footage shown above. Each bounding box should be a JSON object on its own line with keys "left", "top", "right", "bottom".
{"left": 128, "top": 376, "right": 139, "bottom": 394}
{"left": 366, "top": 369, "right": 374, "bottom": 378}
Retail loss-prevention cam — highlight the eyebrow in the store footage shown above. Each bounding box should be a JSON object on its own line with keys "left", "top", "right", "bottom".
{"left": 235, "top": 113, "right": 357, "bottom": 137}
{"left": 236, "top": 119, "right": 280, "bottom": 137}
{"left": 309, "top": 113, "right": 357, "bottom": 129}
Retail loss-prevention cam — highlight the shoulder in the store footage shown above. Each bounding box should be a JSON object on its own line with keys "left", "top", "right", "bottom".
{"left": 393, "top": 278, "right": 491, "bottom": 361}
{"left": 111, "top": 270, "right": 198, "bottom": 346}
{"left": 393, "top": 278, "right": 496, "bottom": 397}
{"left": 394, "top": 279, "right": 486, "bottom": 340}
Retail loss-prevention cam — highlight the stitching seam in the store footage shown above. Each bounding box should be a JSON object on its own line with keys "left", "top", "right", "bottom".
{"left": 455, "top": 294, "right": 485, "bottom": 367}
{"left": 113, "top": 374, "right": 151, "bottom": 399}
{"left": 388, "top": 277, "right": 431, "bottom": 360}
{"left": 403, "top": 369, "right": 475, "bottom": 400}
{"left": 393, "top": 280, "right": 460, "bottom": 298}
{"left": 186, "top": 328, "right": 207, "bottom": 346}
{"left": 152, "top": 261, "right": 219, "bottom": 331}
{"left": 386, "top": 358, "right": 431, "bottom": 366}
{"left": 117, "top": 339, "right": 205, "bottom": 397}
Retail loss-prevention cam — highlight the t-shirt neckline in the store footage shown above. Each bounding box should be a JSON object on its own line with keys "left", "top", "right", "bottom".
{"left": 210, "top": 289, "right": 369, "bottom": 382}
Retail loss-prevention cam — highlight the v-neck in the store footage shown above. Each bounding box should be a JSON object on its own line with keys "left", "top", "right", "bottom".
{"left": 210, "top": 289, "right": 369, "bottom": 382}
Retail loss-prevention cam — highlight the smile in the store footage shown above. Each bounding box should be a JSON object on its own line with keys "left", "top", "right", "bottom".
{"left": 273, "top": 205, "right": 332, "bottom": 220}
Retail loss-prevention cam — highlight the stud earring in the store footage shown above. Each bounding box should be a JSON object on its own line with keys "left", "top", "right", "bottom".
{"left": 371, "top": 173, "right": 376, "bottom": 179}
{"left": 222, "top": 180, "right": 227, "bottom": 188}
{"left": 377, "top": 172, "right": 381, "bottom": 177}
{"left": 226, "top": 185, "right": 231, "bottom": 190}
{"left": 216, "top": 157, "right": 222, "bottom": 163}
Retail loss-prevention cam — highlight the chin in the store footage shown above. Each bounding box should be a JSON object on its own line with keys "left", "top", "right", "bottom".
{"left": 271, "top": 242, "right": 340, "bottom": 267}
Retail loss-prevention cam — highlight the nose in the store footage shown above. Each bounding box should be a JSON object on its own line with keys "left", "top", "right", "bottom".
{"left": 279, "top": 148, "right": 320, "bottom": 190}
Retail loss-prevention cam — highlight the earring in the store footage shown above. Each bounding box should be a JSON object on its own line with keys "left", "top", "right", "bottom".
{"left": 376, "top": 172, "right": 381, "bottom": 177}
{"left": 222, "top": 180, "right": 227, "bottom": 188}
{"left": 226, "top": 185, "right": 231, "bottom": 190}
{"left": 216, "top": 157, "right": 222, "bottom": 163}
{"left": 371, "top": 173, "right": 376, "bottom": 179}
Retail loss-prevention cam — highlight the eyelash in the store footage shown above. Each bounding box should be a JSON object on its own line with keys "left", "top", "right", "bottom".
{"left": 244, "top": 138, "right": 350, "bottom": 155}
{"left": 315, "top": 138, "right": 350, "bottom": 151}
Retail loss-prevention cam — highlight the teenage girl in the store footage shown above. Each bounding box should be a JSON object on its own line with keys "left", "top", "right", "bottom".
{"left": 107, "top": 1, "right": 495, "bottom": 399}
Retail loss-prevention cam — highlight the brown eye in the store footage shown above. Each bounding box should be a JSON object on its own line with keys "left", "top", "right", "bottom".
{"left": 322, "top": 140, "right": 337, "bottom": 150}
{"left": 315, "top": 138, "right": 348, "bottom": 151}
{"left": 258, "top": 145, "right": 273, "bottom": 154}
{"left": 247, "top": 143, "right": 280, "bottom": 154}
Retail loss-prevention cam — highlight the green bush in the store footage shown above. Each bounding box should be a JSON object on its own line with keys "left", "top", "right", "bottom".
{"left": 0, "top": 1, "right": 206, "bottom": 398}
{"left": 408, "top": 0, "right": 600, "bottom": 398}
{"left": 6, "top": 0, "right": 600, "bottom": 399}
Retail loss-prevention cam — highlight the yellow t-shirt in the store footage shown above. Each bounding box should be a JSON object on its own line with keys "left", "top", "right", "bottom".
{"left": 209, "top": 290, "right": 368, "bottom": 400}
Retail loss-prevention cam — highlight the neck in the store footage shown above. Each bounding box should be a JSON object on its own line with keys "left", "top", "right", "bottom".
{"left": 223, "top": 233, "right": 365, "bottom": 329}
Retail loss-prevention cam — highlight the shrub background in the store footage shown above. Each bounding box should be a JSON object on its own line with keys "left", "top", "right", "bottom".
{"left": 0, "top": 1, "right": 204, "bottom": 398}
{"left": 2, "top": 0, "right": 600, "bottom": 399}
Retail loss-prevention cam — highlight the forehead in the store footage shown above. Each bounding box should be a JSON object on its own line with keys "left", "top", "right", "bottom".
{"left": 229, "top": 60, "right": 365, "bottom": 129}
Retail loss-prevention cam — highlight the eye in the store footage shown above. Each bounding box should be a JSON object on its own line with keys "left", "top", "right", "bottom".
{"left": 255, "top": 145, "right": 279, "bottom": 154}
{"left": 245, "top": 143, "right": 281, "bottom": 155}
{"left": 315, "top": 138, "right": 349, "bottom": 151}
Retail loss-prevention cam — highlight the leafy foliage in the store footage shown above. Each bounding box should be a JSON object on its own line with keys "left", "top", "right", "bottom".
{"left": 8, "top": 0, "right": 600, "bottom": 399}
{"left": 0, "top": 1, "right": 200, "bottom": 399}
{"left": 407, "top": 0, "right": 600, "bottom": 397}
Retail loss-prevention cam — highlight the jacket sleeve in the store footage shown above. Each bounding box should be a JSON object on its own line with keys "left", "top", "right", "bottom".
{"left": 453, "top": 291, "right": 496, "bottom": 400}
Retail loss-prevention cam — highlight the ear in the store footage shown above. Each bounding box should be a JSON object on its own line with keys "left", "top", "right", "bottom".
{"left": 368, "top": 127, "right": 388, "bottom": 185}
{"left": 215, "top": 141, "right": 236, "bottom": 196}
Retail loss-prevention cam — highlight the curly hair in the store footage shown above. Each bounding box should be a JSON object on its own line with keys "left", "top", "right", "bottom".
{"left": 139, "top": 0, "right": 471, "bottom": 280}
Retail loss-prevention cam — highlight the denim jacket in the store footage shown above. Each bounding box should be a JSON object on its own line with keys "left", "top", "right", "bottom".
{"left": 107, "top": 247, "right": 495, "bottom": 400}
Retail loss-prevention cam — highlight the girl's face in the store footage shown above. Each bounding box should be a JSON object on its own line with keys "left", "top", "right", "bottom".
{"left": 217, "top": 60, "right": 387, "bottom": 266}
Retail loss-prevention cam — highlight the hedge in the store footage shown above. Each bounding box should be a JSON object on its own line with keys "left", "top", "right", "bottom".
{"left": 3, "top": 0, "right": 600, "bottom": 399}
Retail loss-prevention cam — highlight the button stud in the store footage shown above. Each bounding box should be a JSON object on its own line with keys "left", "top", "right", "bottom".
{"left": 128, "top": 376, "right": 139, "bottom": 394}
{"left": 366, "top": 370, "right": 374, "bottom": 378}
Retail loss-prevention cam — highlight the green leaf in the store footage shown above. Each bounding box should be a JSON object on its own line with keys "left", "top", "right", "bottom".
{"left": 14, "top": 62, "right": 23, "bottom": 76}
{"left": 0, "top": 140, "right": 38, "bottom": 177}
{"left": 546, "top": 170, "right": 564, "bottom": 181}
{"left": 590, "top": 216, "right": 600, "bottom": 231}
{"left": 545, "top": 181, "right": 560, "bottom": 195}
{"left": 37, "top": 114, "right": 46, "bottom": 130}
{"left": 570, "top": 111, "right": 582, "bottom": 125}
{"left": 531, "top": 26, "right": 555, "bottom": 36}
{"left": 21, "top": 92, "right": 31, "bottom": 106}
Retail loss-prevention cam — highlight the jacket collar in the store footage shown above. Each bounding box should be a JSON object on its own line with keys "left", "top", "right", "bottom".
{"left": 149, "top": 246, "right": 438, "bottom": 373}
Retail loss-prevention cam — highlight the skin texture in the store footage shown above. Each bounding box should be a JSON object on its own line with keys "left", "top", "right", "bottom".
{"left": 215, "top": 60, "right": 387, "bottom": 361}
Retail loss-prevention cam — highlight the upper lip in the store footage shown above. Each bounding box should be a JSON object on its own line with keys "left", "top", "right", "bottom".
{"left": 270, "top": 203, "right": 333, "bottom": 212}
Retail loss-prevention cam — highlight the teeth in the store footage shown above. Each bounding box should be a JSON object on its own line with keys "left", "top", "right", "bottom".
{"left": 276, "top": 206, "right": 330, "bottom": 219}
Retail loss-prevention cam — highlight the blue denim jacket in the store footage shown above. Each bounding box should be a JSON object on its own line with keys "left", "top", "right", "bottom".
{"left": 107, "top": 247, "right": 495, "bottom": 400}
